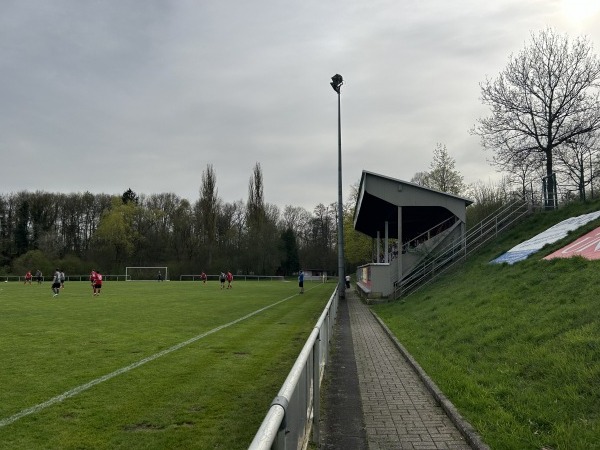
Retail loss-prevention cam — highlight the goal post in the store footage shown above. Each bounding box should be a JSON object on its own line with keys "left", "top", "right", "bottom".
{"left": 125, "top": 267, "right": 169, "bottom": 281}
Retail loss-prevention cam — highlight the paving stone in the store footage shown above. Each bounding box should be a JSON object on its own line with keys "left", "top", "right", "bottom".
{"left": 321, "top": 290, "right": 474, "bottom": 449}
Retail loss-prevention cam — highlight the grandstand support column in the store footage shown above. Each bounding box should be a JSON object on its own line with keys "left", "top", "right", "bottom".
{"left": 384, "top": 221, "right": 389, "bottom": 263}
{"left": 376, "top": 231, "right": 380, "bottom": 262}
{"left": 397, "top": 207, "right": 403, "bottom": 285}
{"left": 331, "top": 73, "right": 345, "bottom": 300}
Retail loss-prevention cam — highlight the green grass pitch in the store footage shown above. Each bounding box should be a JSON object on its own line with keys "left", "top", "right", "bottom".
{"left": 0, "top": 279, "right": 332, "bottom": 449}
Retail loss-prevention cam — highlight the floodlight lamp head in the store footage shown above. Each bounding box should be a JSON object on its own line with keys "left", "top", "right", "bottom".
{"left": 330, "top": 74, "right": 343, "bottom": 93}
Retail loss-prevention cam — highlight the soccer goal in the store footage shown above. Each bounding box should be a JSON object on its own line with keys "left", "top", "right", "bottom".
{"left": 125, "top": 267, "right": 169, "bottom": 281}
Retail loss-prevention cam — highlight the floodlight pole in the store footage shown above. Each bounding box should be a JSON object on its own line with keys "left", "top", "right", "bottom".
{"left": 331, "top": 74, "right": 345, "bottom": 300}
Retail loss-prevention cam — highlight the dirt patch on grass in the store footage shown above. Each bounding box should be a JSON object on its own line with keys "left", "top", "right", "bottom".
{"left": 124, "top": 422, "right": 165, "bottom": 432}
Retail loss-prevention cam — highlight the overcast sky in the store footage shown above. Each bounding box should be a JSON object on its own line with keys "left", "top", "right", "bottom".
{"left": 2, "top": 0, "right": 599, "bottom": 211}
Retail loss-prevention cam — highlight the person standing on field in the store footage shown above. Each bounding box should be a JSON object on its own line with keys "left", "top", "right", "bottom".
{"left": 90, "top": 270, "right": 97, "bottom": 295}
{"left": 51, "top": 268, "right": 61, "bottom": 297}
{"left": 35, "top": 269, "right": 43, "bottom": 284}
{"left": 24, "top": 270, "right": 32, "bottom": 285}
{"left": 219, "top": 272, "right": 226, "bottom": 289}
{"left": 60, "top": 270, "right": 65, "bottom": 289}
{"left": 226, "top": 271, "right": 233, "bottom": 289}
{"left": 200, "top": 271, "right": 207, "bottom": 284}
{"left": 93, "top": 271, "right": 103, "bottom": 296}
{"left": 298, "top": 270, "right": 304, "bottom": 294}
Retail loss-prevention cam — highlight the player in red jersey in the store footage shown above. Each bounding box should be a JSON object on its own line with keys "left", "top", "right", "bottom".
{"left": 93, "top": 271, "right": 103, "bottom": 296}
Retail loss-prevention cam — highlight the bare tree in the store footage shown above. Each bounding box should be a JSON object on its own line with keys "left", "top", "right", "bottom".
{"left": 472, "top": 28, "right": 600, "bottom": 209}
{"left": 280, "top": 205, "right": 309, "bottom": 234}
{"left": 465, "top": 177, "right": 514, "bottom": 227}
{"left": 411, "top": 143, "right": 464, "bottom": 195}
{"left": 410, "top": 171, "right": 430, "bottom": 188}
{"left": 491, "top": 145, "right": 544, "bottom": 199}
{"left": 197, "top": 164, "right": 219, "bottom": 268}
{"left": 245, "top": 163, "right": 279, "bottom": 274}
{"left": 247, "top": 162, "right": 265, "bottom": 229}
{"left": 555, "top": 131, "right": 600, "bottom": 201}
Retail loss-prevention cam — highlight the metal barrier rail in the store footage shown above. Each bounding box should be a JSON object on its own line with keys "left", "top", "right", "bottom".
{"left": 179, "top": 274, "right": 285, "bottom": 282}
{"left": 1, "top": 274, "right": 129, "bottom": 282}
{"left": 249, "top": 287, "right": 339, "bottom": 450}
{"left": 1, "top": 276, "right": 26, "bottom": 282}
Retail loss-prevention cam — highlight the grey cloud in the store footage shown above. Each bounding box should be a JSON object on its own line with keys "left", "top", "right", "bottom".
{"left": 1, "top": 0, "right": 599, "bottom": 210}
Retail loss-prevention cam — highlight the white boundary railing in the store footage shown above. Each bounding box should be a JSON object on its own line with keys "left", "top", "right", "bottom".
{"left": 179, "top": 274, "right": 285, "bottom": 282}
{"left": 2, "top": 274, "right": 130, "bottom": 282}
{"left": 248, "top": 287, "right": 339, "bottom": 450}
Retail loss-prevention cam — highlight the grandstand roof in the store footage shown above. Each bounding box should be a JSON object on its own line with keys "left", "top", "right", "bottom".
{"left": 353, "top": 171, "right": 473, "bottom": 241}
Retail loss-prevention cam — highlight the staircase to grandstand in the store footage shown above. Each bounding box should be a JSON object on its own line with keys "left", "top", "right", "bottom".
{"left": 394, "top": 196, "right": 531, "bottom": 299}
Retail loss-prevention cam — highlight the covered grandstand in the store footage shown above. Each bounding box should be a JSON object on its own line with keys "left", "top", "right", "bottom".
{"left": 353, "top": 170, "right": 472, "bottom": 299}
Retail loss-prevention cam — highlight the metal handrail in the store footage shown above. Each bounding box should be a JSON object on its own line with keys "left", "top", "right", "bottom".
{"left": 395, "top": 197, "right": 530, "bottom": 298}
{"left": 249, "top": 287, "right": 339, "bottom": 450}
{"left": 403, "top": 215, "right": 458, "bottom": 252}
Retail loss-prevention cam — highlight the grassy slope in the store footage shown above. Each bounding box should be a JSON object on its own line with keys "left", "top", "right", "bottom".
{"left": 373, "top": 201, "right": 600, "bottom": 450}
{"left": 0, "top": 280, "right": 331, "bottom": 450}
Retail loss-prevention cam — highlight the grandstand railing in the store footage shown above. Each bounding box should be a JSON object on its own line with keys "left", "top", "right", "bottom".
{"left": 395, "top": 196, "right": 531, "bottom": 298}
{"left": 402, "top": 215, "right": 459, "bottom": 253}
{"left": 248, "top": 286, "right": 339, "bottom": 450}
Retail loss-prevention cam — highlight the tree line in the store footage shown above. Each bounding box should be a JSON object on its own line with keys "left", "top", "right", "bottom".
{"left": 0, "top": 163, "right": 354, "bottom": 279}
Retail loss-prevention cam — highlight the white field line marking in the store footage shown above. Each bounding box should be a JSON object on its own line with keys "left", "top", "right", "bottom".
{"left": 0, "top": 293, "right": 299, "bottom": 428}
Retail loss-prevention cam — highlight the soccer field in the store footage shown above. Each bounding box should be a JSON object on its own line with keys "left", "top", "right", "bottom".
{"left": 0, "top": 279, "right": 332, "bottom": 449}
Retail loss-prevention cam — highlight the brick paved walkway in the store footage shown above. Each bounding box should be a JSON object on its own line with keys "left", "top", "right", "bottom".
{"left": 336, "top": 291, "right": 476, "bottom": 450}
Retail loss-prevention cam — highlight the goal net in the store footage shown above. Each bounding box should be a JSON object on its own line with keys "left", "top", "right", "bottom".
{"left": 125, "top": 267, "right": 169, "bottom": 281}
